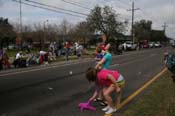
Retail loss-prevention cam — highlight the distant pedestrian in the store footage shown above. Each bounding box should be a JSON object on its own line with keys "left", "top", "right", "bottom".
{"left": 76, "top": 45, "right": 83, "bottom": 60}
{"left": 123, "top": 42, "right": 127, "bottom": 51}
{"left": 74, "top": 42, "right": 79, "bottom": 55}
{"left": 49, "top": 42, "right": 56, "bottom": 61}
{"left": 65, "top": 41, "right": 71, "bottom": 61}
{"left": 53, "top": 41, "right": 58, "bottom": 57}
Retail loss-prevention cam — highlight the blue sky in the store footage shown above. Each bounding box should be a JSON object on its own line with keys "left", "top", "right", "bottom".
{"left": 0, "top": 0, "right": 175, "bottom": 39}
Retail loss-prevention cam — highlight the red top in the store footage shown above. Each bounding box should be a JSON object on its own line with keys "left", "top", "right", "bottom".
{"left": 100, "top": 44, "right": 106, "bottom": 51}
{"left": 65, "top": 42, "right": 70, "bottom": 49}
{"left": 97, "top": 69, "right": 120, "bottom": 87}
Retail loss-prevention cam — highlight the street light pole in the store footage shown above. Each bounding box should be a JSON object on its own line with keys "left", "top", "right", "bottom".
{"left": 19, "top": 0, "right": 23, "bottom": 49}
{"left": 20, "top": 0, "right": 22, "bottom": 33}
{"left": 43, "top": 20, "right": 48, "bottom": 50}
{"left": 131, "top": 2, "right": 134, "bottom": 43}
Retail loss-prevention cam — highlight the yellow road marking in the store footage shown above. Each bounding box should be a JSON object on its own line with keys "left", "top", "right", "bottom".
{"left": 117, "top": 68, "right": 167, "bottom": 110}
{"left": 104, "top": 114, "right": 112, "bottom": 116}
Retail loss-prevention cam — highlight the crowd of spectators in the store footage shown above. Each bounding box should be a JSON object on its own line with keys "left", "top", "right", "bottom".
{"left": 0, "top": 41, "right": 88, "bottom": 71}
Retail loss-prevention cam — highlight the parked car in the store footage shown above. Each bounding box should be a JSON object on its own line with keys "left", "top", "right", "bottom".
{"left": 8, "top": 44, "right": 17, "bottom": 50}
{"left": 154, "top": 42, "right": 161, "bottom": 48}
{"left": 131, "top": 43, "right": 138, "bottom": 50}
{"left": 125, "top": 41, "right": 132, "bottom": 50}
{"left": 140, "top": 40, "right": 149, "bottom": 48}
{"left": 123, "top": 41, "right": 137, "bottom": 50}
{"left": 149, "top": 42, "right": 155, "bottom": 48}
{"left": 143, "top": 41, "right": 149, "bottom": 48}
{"left": 171, "top": 43, "right": 175, "bottom": 48}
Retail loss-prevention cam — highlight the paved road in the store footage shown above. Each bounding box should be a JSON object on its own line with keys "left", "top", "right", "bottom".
{"left": 0, "top": 47, "right": 168, "bottom": 116}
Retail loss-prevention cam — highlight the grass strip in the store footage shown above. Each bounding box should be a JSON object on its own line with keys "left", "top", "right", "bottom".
{"left": 122, "top": 71, "right": 175, "bottom": 116}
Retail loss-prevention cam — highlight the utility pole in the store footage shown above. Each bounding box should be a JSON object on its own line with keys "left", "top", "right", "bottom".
{"left": 162, "top": 23, "right": 168, "bottom": 42}
{"left": 20, "top": 0, "right": 22, "bottom": 34}
{"left": 127, "top": 1, "right": 139, "bottom": 43}
{"left": 162, "top": 22, "right": 168, "bottom": 34}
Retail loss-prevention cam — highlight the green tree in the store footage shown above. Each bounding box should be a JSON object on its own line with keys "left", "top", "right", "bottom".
{"left": 133, "top": 19, "right": 152, "bottom": 42}
{"left": 0, "top": 17, "right": 16, "bottom": 48}
{"left": 86, "top": 5, "right": 126, "bottom": 43}
{"left": 151, "top": 30, "right": 167, "bottom": 42}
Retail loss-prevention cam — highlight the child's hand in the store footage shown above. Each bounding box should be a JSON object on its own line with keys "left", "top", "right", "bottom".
{"left": 116, "top": 87, "right": 121, "bottom": 93}
{"left": 98, "top": 66, "right": 102, "bottom": 70}
{"left": 95, "top": 65, "right": 101, "bottom": 70}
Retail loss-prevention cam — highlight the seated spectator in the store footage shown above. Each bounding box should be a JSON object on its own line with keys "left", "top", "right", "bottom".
{"left": 44, "top": 52, "right": 49, "bottom": 65}
{"left": 39, "top": 50, "right": 49, "bottom": 65}
{"left": 74, "top": 42, "right": 79, "bottom": 55}
{"left": 76, "top": 45, "right": 84, "bottom": 59}
{"left": 13, "top": 51, "right": 23, "bottom": 68}
{"left": 26, "top": 53, "right": 34, "bottom": 67}
{"left": 30, "top": 53, "right": 38, "bottom": 65}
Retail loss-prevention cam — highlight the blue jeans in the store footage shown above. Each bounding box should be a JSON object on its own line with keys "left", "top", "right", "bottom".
{"left": 65, "top": 48, "right": 70, "bottom": 61}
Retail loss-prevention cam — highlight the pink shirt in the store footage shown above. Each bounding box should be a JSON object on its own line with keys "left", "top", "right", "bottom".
{"left": 97, "top": 69, "right": 120, "bottom": 87}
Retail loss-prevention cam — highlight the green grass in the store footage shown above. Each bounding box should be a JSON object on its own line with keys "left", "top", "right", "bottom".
{"left": 53, "top": 55, "right": 78, "bottom": 62}
{"left": 122, "top": 71, "right": 175, "bottom": 116}
{"left": 6, "top": 49, "right": 40, "bottom": 57}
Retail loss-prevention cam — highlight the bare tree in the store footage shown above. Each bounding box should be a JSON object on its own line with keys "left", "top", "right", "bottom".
{"left": 74, "top": 21, "right": 92, "bottom": 46}
{"left": 59, "top": 19, "right": 74, "bottom": 42}
{"left": 33, "top": 23, "right": 45, "bottom": 50}
{"left": 12, "top": 22, "right": 21, "bottom": 33}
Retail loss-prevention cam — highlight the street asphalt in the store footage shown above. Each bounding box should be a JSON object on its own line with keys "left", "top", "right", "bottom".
{"left": 0, "top": 47, "right": 171, "bottom": 116}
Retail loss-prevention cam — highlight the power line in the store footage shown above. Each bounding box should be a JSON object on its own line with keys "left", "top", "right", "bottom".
{"left": 117, "top": 0, "right": 131, "bottom": 7}
{"left": 61, "top": 0, "right": 91, "bottom": 10}
{"left": 103, "top": 0, "right": 131, "bottom": 6}
{"left": 102, "top": 0, "right": 130, "bottom": 9}
{"left": 65, "top": 0, "right": 92, "bottom": 9}
{"left": 12, "top": 0, "right": 86, "bottom": 18}
{"left": 25, "top": 0, "right": 89, "bottom": 16}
